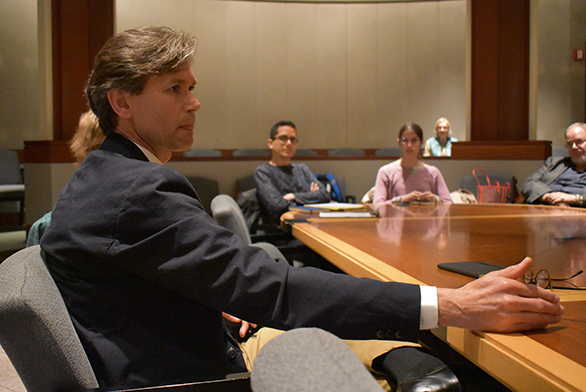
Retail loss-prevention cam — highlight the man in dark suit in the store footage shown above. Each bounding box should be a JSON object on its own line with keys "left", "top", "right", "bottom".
{"left": 41, "top": 26, "right": 564, "bottom": 390}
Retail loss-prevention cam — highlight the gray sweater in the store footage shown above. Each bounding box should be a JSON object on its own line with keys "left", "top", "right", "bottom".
{"left": 254, "top": 162, "right": 330, "bottom": 224}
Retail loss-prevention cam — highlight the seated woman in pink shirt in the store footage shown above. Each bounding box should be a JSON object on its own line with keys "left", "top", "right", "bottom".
{"left": 373, "top": 122, "right": 452, "bottom": 205}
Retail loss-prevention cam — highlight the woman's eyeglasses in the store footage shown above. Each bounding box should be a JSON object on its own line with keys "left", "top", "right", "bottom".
{"left": 523, "top": 268, "right": 584, "bottom": 289}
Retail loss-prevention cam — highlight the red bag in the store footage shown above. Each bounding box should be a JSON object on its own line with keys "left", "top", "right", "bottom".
{"left": 472, "top": 169, "right": 511, "bottom": 203}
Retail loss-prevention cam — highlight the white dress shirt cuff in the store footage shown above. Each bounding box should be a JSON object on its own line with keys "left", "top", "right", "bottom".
{"left": 419, "top": 286, "right": 439, "bottom": 330}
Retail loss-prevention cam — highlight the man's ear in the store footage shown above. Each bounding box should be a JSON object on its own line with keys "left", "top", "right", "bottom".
{"left": 107, "top": 88, "right": 132, "bottom": 119}
{"left": 267, "top": 138, "right": 274, "bottom": 149}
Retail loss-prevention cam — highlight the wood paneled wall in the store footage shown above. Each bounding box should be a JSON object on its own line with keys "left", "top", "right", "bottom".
{"left": 470, "top": 0, "right": 530, "bottom": 141}
{"left": 51, "top": 0, "right": 113, "bottom": 142}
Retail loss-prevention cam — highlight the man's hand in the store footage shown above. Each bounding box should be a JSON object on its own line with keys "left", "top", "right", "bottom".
{"left": 540, "top": 192, "right": 574, "bottom": 207}
{"left": 437, "top": 257, "right": 564, "bottom": 333}
{"left": 222, "top": 313, "right": 257, "bottom": 338}
{"left": 283, "top": 193, "right": 296, "bottom": 201}
{"left": 283, "top": 182, "right": 320, "bottom": 201}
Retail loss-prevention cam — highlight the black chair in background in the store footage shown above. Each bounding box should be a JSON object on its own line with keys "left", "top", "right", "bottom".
{"left": 314, "top": 173, "right": 355, "bottom": 203}
{"left": 314, "top": 173, "right": 344, "bottom": 202}
{"left": 186, "top": 176, "right": 220, "bottom": 215}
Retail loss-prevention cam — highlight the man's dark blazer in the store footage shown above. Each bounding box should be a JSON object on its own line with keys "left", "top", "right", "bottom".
{"left": 41, "top": 132, "right": 421, "bottom": 389}
{"left": 521, "top": 156, "right": 586, "bottom": 204}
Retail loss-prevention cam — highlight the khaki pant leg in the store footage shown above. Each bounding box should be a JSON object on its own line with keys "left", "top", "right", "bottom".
{"left": 240, "top": 327, "right": 286, "bottom": 370}
{"left": 240, "top": 327, "right": 420, "bottom": 391}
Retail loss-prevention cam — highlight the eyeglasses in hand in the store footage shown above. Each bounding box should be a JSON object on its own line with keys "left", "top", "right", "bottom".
{"left": 523, "top": 268, "right": 584, "bottom": 290}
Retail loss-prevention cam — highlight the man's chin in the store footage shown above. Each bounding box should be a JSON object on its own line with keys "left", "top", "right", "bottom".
{"left": 173, "top": 141, "right": 194, "bottom": 154}
{"left": 571, "top": 154, "right": 586, "bottom": 167}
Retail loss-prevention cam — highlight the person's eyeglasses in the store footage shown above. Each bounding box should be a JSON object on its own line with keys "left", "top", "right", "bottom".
{"left": 274, "top": 135, "right": 298, "bottom": 144}
{"left": 400, "top": 138, "right": 419, "bottom": 145}
{"left": 523, "top": 268, "right": 584, "bottom": 289}
{"left": 565, "top": 139, "right": 586, "bottom": 148}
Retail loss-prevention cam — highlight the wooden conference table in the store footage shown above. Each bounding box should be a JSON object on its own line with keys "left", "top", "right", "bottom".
{"left": 283, "top": 203, "right": 586, "bottom": 392}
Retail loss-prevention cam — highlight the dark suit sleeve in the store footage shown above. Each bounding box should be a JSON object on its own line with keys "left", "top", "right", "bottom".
{"left": 114, "top": 167, "right": 421, "bottom": 342}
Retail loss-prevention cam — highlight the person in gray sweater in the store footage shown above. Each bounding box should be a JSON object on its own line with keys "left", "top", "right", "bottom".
{"left": 254, "top": 121, "right": 330, "bottom": 226}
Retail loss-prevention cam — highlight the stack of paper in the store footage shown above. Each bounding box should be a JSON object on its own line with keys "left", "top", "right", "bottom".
{"left": 318, "top": 211, "right": 376, "bottom": 218}
{"left": 303, "top": 202, "right": 365, "bottom": 211}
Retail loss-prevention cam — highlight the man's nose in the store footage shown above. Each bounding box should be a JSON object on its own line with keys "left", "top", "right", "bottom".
{"left": 188, "top": 96, "right": 201, "bottom": 112}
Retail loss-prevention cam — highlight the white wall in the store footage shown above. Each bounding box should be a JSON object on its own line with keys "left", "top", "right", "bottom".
{"left": 0, "top": 0, "right": 44, "bottom": 150}
{"left": 116, "top": 0, "right": 467, "bottom": 149}
{"left": 532, "top": 0, "right": 586, "bottom": 147}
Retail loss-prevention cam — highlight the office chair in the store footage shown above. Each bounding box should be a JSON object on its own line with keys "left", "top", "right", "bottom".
{"left": 233, "top": 177, "right": 272, "bottom": 235}
{"left": 212, "top": 195, "right": 254, "bottom": 244}
{"left": 211, "top": 194, "right": 337, "bottom": 270}
{"left": 314, "top": 173, "right": 345, "bottom": 202}
{"left": 211, "top": 194, "right": 288, "bottom": 260}
{"left": 0, "top": 148, "right": 25, "bottom": 226}
{"left": 0, "top": 246, "right": 251, "bottom": 392}
{"left": 0, "top": 245, "right": 99, "bottom": 392}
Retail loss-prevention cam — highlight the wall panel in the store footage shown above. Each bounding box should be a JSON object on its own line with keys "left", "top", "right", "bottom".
{"left": 192, "top": 0, "right": 228, "bottom": 146}
{"left": 314, "top": 4, "right": 348, "bottom": 147}
{"left": 285, "top": 3, "right": 319, "bottom": 142}
{"left": 376, "top": 3, "right": 409, "bottom": 146}
{"left": 256, "top": 2, "right": 289, "bottom": 130}
{"left": 347, "top": 4, "right": 378, "bottom": 147}
{"left": 116, "top": 0, "right": 467, "bottom": 149}
{"left": 225, "top": 3, "right": 259, "bottom": 139}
